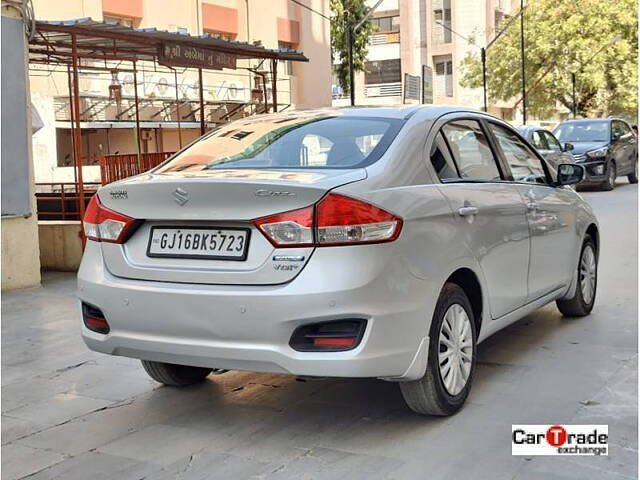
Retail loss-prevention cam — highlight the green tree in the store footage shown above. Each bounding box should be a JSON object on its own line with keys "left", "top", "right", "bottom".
{"left": 330, "top": 0, "right": 376, "bottom": 95}
{"left": 459, "top": 0, "right": 638, "bottom": 119}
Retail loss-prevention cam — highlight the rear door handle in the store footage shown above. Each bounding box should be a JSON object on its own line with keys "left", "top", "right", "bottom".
{"left": 526, "top": 201, "right": 538, "bottom": 211}
{"left": 458, "top": 206, "right": 479, "bottom": 217}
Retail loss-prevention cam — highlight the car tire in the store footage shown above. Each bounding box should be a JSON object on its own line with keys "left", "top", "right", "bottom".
{"left": 141, "top": 360, "right": 213, "bottom": 386}
{"left": 399, "top": 283, "right": 477, "bottom": 416}
{"left": 628, "top": 161, "right": 638, "bottom": 184}
{"left": 602, "top": 162, "right": 616, "bottom": 191}
{"left": 556, "top": 236, "right": 598, "bottom": 317}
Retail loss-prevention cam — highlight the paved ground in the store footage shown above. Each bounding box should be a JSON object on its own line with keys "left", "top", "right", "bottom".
{"left": 2, "top": 181, "right": 637, "bottom": 480}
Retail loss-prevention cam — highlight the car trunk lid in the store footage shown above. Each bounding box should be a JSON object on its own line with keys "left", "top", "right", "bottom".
{"left": 98, "top": 168, "right": 366, "bottom": 285}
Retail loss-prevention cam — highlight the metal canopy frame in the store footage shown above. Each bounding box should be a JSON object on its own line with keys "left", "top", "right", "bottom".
{"left": 28, "top": 18, "right": 308, "bottom": 244}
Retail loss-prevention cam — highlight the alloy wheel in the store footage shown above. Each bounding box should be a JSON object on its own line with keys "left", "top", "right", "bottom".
{"left": 438, "top": 304, "right": 473, "bottom": 396}
{"left": 580, "top": 245, "right": 597, "bottom": 305}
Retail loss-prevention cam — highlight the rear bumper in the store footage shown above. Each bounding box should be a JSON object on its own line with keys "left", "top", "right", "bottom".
{"left": 78, "top": 241, "right": 434, "bottom": 380}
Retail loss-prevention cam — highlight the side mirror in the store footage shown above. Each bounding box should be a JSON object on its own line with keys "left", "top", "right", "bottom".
{"left": 611, "top": 132, "right": 621, "bottom": 142}
{"left": 563, "top": 142, "right": 575, "bottom": 152}
{"left": 557, "top": 163, "right": 584, "bottom": 186}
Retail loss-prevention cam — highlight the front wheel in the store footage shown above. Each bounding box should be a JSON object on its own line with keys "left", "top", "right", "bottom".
{"left": 141, "top": 360, "right": 213, "bottom": 386}
{"left": 601, "top": 162, "right": 616, "bottom": 191}
{"left": 399, "top": 283, "right": 477, "bottom": 416}
{"left": 556, "top": 236, "right": 598, "bottom": 317}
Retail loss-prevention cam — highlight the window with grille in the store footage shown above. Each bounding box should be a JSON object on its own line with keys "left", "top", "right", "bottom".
{"left": 364, "top": 59, "right": 401, "bottom": 85}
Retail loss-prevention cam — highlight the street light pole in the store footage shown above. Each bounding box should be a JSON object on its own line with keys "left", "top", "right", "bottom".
{"left": 481, "top": 47, "right": 487, "bottom": 112}
{"left": 571, "top": 72, "right": 576, "bottom": 119}
{"left": 520, "top": 0, "right": 527, "bottom": 124}
{"left": 436, "top": 10, "right": 522, "bottom": 113}
{"left": 347, "top": 24, "right": 355, "bottom": 106}
{"left": 345, "top": 0, "right": 383, "bottom": 107}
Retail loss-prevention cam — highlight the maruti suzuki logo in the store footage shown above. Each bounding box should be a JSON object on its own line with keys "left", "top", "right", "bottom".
{"left": 172, "top": 188, "right": 189, "bottom": 206}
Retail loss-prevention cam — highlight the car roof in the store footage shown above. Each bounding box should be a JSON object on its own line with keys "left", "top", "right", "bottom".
{"left": 245, "top": 105, "right": 490, "bottom": 122}
{"left": 558, "top": 118, "right": 612, "bottom": 124}
{"left": 516, "top": 125, "right": 549, "bottom": 133}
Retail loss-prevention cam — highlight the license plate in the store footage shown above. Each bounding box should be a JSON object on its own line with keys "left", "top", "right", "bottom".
{"left": 147, "top": 227, "right": 250, "bottom": 261}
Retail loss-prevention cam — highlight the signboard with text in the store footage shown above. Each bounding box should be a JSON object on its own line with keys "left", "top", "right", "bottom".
{"left": 422, "top": 65, "right": 433, "bottom": 104}
{"left": 158, "top": 42, "right": 237, "bottom": 70}
{"left": 403, "top": 73, "right": 420, "bottom": 102}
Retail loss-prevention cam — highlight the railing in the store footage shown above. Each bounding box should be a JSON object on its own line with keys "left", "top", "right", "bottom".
{"left": 99, "top": 152, "right": 175, "bottom": 185}
{"left": 368, "top": 32, "right": 400, "bottom": 45}
{"left": 35, "top": 182, "right": 101, "bottom": 221}
{"left": 365, "top": 82, "right": 402, "bottom": 98}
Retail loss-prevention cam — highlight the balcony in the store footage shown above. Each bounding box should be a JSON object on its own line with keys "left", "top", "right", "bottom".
{"left": 368, "top": 32, "right": 400, "bottom": 45}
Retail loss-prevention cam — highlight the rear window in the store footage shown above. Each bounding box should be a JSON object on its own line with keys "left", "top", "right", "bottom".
{"left": 155, "top": 115, "right": 403, "bottom": 172}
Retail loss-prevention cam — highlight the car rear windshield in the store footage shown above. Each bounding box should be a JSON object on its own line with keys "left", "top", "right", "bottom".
{"left": 554, "top": 121, "right": 610, "bottom": 143}
{"left": 155, "top": 115, "right": 403, "bottom": 172}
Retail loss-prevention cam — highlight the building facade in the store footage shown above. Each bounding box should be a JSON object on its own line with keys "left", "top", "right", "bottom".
{"left": 334, "top": 0, "right": 517, "bottom": 119}
{"left": 30, "top": 0, "right": 331, "bottom": 185}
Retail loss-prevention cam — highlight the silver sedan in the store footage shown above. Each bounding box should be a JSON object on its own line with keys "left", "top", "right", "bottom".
{"left": 78, "top": 106, "right": 599, "bottom": 415}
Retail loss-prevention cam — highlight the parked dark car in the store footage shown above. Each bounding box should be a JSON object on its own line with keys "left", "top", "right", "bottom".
{"left": 517, "top": 126, "right": 574, "bottom": 172}
{"left": 553, "top": 118, "right": 638, "bottom": 190}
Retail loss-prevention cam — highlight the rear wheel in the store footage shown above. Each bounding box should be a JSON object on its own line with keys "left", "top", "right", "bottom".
{"left": 399, "top": 283, "right": 477, "bottom": 416}
{"left": 602, "top": 162, "right": 616, "bottom": 191}
{"left": 556, "top": 236, "right": 597, "bottom": 317}
{"left": 141, "top": 360, "right": 213, "bottom": 386}
{"left": 628, "top": 161, "right": 638, "bottom": 184}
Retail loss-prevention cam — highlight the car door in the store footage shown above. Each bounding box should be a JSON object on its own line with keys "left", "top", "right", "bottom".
{"left": 429, "top": 117, "right": 530, "bottom": 319}
{"left": 615, "top": 120, "right": 637, "bottom": 174}
{"left": 541, "top": 130, "right": 569, "bottom": 171}
{"left": 487, "top": 122, "right": 578, "bottom": 301}
{"left": 529, "top": 129, "right": 556, "bottom": 168}
{"left": 611, "top": 120, "right": 631, "bottom": 174}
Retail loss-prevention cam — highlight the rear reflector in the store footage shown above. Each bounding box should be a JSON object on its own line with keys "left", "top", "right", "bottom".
{"left": 82, "top": 303, "right": 110, "bottom": 334}
{"left": 254, "top": 193, "right": 402, "bottom": 248}
{"left": 289, "top": 319, "right": 366, "bottom": 352}
{"left": 83, "top": 194, "right": 139, "bottom": 244}
{"left": 313, "top": 337, "right": 356, "bottom": 347}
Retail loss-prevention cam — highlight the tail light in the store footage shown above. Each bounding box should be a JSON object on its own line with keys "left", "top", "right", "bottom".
{"left": 254, "top": 206, "right": 314, "bottom": 247}
{"left": 254, "top": 193, "right": 402, "bottom": 247}
{"left": 83, "top": 194, "right": 139, "bottom": 244}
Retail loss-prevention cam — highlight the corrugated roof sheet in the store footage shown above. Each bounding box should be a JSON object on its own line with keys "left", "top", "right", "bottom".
{"left": 32, "top": 18, "right": 309, "bottom": 64}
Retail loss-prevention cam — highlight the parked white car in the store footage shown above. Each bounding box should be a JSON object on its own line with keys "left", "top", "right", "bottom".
{"left": 78, "top": 106, "right": 598, "bottom": 415}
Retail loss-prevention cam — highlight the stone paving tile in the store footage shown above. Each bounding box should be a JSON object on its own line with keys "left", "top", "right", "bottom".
{"left": 2, "top": 415, "right": 42, "bottom": 445}
{"left": 4, "top": 393, "right": 113, "bottom": 428}
{"left": 1, "top": 443, "right": 65, "bottom": 480}
{"left": 264, "top": 446, "right": 405, "bottom": 480}
{"left": 25, "top": 451, "right": 158, "bottom": 480}
{"left": 151, "top": 450, "right": 278, "bottom": 480}
{"left": 96, "top": 424, "right": 220, "bottom": 467}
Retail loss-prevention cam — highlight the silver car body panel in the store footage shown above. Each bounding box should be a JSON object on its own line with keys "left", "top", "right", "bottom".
{"left": 78, "top": 106, "right": 599, "bottom": 380}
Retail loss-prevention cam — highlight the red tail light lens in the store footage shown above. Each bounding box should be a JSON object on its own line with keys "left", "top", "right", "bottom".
{"left": 254, "top": 206, "right": 314, "bottom": 247}
{"left": 253, "top": 193, "right": 402, "bottom": 247}
{"left": 83, "top": 195, "right": 138, "bottom": 244}
{"left": 316, "top": 193, "right": 402, "bottom": 246}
